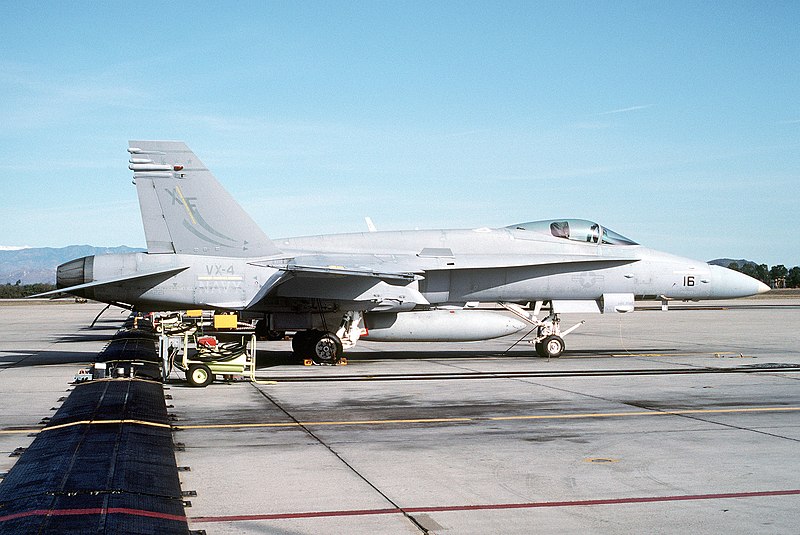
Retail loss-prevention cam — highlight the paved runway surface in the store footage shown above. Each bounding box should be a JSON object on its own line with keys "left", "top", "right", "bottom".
{"left": 1, "top": 298, "right": 798, "bottom": 534}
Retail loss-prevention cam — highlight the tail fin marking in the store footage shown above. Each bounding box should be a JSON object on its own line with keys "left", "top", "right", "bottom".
{"left": 129, "top": 141, "right": 280, "bottom": 258}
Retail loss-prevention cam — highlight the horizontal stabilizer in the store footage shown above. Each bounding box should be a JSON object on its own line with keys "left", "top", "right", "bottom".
{"left": 30, "top": 266, "right": 189, "bottom": 298}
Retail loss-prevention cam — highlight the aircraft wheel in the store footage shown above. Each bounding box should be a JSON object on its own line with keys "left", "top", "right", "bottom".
{"left": 187, "top": 364, "right": 213, "bottom": 387}
{"left": 540, "top": 335, "right": 564, "bottom": 358}
{"left": 290, "top": 330, "right": 309, "bottom": 352}
{"left": 312, "top": 332, "right": 343, "bottom": 365}
{"left": 534, "top": 341, "right": 546, "bottom": 358}
{"left": 292, "top": 330, "right": 324, "bottom": 361}
{"left": 255, "top": 319, "right": 268, "bottom": 339}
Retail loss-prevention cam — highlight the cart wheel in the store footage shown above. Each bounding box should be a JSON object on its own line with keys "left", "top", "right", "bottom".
{"left": 187, "top": 364, "right": 213, "bottom": 387}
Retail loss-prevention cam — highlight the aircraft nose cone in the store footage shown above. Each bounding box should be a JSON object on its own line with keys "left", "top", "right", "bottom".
{"left": 707, "top": 264, "right": 770, "bottom": 298}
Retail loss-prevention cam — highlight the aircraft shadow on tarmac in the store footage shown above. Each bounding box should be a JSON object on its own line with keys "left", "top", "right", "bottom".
{"left": 82, "top": 324, "right": 125, "bottom": 332}
{"left": 252, "top": 348, "right": 683, "bottom": 367}
{"left": 1, "top": 350, "right": 99, "bottom": 367}
{"left": 56, "top": 332, "right": 118, "bottom": 343}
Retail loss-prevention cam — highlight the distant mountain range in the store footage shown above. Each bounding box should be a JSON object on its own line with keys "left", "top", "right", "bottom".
{"left": 0, "top": 246, "right": 144, "bottom": 285}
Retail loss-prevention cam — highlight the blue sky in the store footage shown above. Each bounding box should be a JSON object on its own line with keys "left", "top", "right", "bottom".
{"left": 1, "top": 1, "right": 798, "bottom": 265}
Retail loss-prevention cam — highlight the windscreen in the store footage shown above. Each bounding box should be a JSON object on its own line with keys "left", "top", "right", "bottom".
{"left": 508, "top": 219, "right": 638, "bottom": 245}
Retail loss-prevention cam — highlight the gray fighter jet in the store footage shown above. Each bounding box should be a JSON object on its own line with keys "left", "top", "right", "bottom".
{"left": 42, "top": 141, "right": 769, "bottom": 362}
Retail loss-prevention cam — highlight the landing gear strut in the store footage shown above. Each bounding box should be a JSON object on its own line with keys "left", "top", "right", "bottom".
{"left": 501, "top": 302, "right": 584, "bottom": 359}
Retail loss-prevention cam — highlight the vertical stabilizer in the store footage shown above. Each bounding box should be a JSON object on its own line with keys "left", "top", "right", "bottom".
{"left": 129, "top": 140, "right": 280, "bottom": 257}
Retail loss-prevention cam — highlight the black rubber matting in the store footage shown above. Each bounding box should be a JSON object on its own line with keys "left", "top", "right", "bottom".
{"left": 0, "top": 379, "right": 188, "bottom": 534}
{"left": 98, "top": 327, "right": 162, "bottom": 380}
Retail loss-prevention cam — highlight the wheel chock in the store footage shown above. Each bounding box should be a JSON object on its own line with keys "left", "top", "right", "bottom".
{"left": 304, "top": 359, "right": 313, "bottom": 366}
{"left": 340, "top": 357, "right": 347, "bottom": 365}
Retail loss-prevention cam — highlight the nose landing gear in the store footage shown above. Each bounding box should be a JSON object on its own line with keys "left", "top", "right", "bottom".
{"left": 501, "top": 302, "right": 584, "bottom": 358}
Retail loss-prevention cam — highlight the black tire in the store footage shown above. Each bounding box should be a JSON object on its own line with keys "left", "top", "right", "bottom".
{"left": 187, "top": 364, "right": 213, "bottom": 387}
{"left": 534, "top": 341, "right": 546, "bottom": 358}
{"left": 312, "top": 332, "right": 343, "bottom": 365}
{"left": 540, "top": 335, "right": 564, "bottom": 358}
{"left": 291, "top": 330, "right": 313, "bottom": 357}
{"left": 255, "top": 319, "right": 268, "bottom": 339}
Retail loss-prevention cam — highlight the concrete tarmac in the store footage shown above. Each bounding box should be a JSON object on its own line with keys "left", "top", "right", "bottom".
{"left": 1, "top": 298, "right": 798, "bottom": 534}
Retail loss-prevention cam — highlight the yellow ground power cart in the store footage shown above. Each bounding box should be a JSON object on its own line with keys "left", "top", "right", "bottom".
{"left": 156, "top": 312, "right": 257, "bottom": 387}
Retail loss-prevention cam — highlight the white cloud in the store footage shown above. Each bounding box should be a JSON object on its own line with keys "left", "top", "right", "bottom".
{"left": 598, "top": 104, "right": 653, "bottom": 116}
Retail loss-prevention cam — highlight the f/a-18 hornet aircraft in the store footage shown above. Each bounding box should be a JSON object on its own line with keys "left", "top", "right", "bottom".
{"left": 44, "top": 141, "right": 769, "bottom": 363}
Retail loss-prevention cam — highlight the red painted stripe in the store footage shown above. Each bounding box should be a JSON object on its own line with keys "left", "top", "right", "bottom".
{"left": 190, "top": 489, "right": 800, "bottom": 523}
{"left": 0, "top": 507, "right": 186, "bottom": 524}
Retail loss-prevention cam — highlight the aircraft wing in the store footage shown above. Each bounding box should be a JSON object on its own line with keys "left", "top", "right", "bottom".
{"left": 30, "top": 266, "right": 190, "bottom": 298}
{"left": 251, "top": 255, "right": 422, "bottom": 281}
{"left": 245, "top": 255, "right": 428, "bottom": 311}
{"left": 254, "top": 253, "right": 638, "bottom": 275}
{"left": 243, "top": 253, "right": 637, "bottom": 312}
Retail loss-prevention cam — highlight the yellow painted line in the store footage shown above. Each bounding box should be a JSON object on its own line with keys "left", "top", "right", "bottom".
{"left": 609, "top": 353, "right": 704, "bottom": 357}
{"left": 0, "top": 428, "right": 43, "bottom": 435}
{"left": 174, "top": 406, "right": 800, "bottom": 431}
{"left": 609, "top": 352, "right": 759, "bottom": 358}
{"left": 176, "top": 417, "right": 474, "bottom": 430}
{"left": 1, "top": 418, "right": 171, "bottom": 435}
{"left": 174, "top": 185, "right": 197, "bottom": 225}
{"left": 39, "top": 419, "right": 172, "bottom": 433}
{"left": 7, "top": 407, "right": 798, "bottom": 435}
{"left": 488, "top": 407, "right": 799, "bottom": 421}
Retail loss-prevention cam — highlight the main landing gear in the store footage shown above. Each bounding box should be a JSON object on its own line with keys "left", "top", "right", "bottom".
{"left": 292, "top": 330, "right": 344, "bottom": 365}
{"left": 289, "top": 311, "right": 363, "bottom": 365}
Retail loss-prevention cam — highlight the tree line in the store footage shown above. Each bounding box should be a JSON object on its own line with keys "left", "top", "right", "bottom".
{"left": 0, "top": 281, "right": 57, "bottom": 298}
{"left": 727, "top": 263, "right": 800, "bottom": 288}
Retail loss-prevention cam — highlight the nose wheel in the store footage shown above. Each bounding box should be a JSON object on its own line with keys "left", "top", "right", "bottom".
{"left": 535, "top": 335, "right": 565, "bottom": 358}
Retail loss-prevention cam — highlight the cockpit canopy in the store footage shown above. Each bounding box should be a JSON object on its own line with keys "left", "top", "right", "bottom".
{"left": 507, "top": 219, "right": 638, "bottom": 246}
